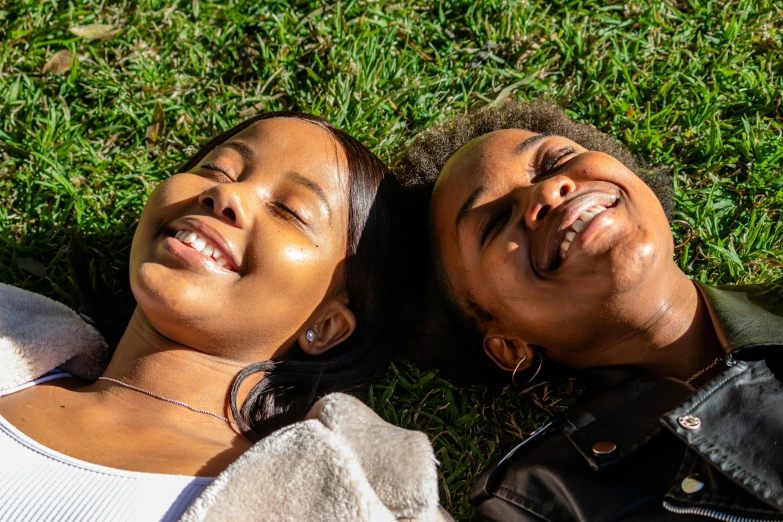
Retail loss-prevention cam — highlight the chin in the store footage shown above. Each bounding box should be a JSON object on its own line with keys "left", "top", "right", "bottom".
{"left": 131, "top": 262, "right": 201, "bottom": 326}
{"left": 606, "top": 236, "right": 666, "bottom": 294}
{"left": 131, "top": 262, "right": 252, "bottom": 359}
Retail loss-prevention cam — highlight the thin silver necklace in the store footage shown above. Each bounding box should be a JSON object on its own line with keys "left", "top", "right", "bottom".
{"left": 98, "top": 376, "right": 238, "bottom": 430}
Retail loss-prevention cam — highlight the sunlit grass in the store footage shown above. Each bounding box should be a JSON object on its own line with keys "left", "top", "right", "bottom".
{"left": 2, "top": 1, "right": 782, "bottom": 519}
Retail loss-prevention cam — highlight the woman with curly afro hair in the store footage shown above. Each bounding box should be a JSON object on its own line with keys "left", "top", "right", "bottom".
{"left": 397, "top": 98, "right": 783, "bottom": 522}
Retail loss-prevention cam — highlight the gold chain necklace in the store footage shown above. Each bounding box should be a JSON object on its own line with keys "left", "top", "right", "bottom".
{"left": 98, "top": 377, "right": 238, "bottom": 429}
{"left": 685, "top": 357, "right": 723, "bottom": 383}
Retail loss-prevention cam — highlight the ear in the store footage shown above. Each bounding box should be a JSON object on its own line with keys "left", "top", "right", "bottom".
{"left": 483, "top": 331, "right": 536, "bottom": 373}
{"left": 298, "top": 300, "right": 356, "bottom": 356}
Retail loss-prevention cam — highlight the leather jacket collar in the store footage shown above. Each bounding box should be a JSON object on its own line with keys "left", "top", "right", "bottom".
{"left": 579, "top": 279, "right": 783, "bottom": 513}
{"left": 473, "top": 278, "right": 783, "bottom": 518}
{"left": 568, "top": 279, "right": 783, "bottom": 470}
{"left": 697, "top": 279, "right": 783, "bottom": 360}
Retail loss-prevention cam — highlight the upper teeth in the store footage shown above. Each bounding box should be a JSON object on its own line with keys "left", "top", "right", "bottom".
{"left": 560, "top": 206, "right": 608, "bottom": 257}
{"left": 174, "top": 230, "right": 228, "bottom": 268}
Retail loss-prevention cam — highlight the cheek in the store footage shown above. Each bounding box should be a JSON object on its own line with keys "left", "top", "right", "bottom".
{"left": 129, "top": 185, "right": 167, "bottom": 279}
{"left": 483, "top": 238, "right": 607, "bottom": 344}
{"left": 476, "top": 241, "right": 546, "bottom": 322}
{"left": 282, "top": 246, "right": 309, "bottom": 262}
{"left": 486, "top": 240, "right": 529, "bottom": 294}
{"left": 130, "top": 178, "right": 199, "bottom": 264}
{"left": 611, "top": 179, "right": 672, "bottom": 281}
{"left": 230, "top": 227, "right": 345, "bottom": 326}
{"left": 246, "top": 231, "right": 340, "bottom": 298}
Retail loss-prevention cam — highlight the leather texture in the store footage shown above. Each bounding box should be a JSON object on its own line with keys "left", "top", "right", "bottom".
{"left": 471, "top": 278, "right": 783, "bottom": 522}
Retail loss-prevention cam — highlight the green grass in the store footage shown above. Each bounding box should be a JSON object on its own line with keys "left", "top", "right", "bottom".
{"left": 2, "top": 0, "right": 782, "bottom": 519}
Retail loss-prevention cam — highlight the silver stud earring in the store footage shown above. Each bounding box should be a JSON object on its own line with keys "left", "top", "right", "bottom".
{"left": 306, "top": 329, "right": 316, "bottom": 342}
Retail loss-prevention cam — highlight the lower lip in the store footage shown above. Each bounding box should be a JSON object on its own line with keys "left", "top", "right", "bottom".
{"left": 163, "top": 236, "right": 234, "bottom": 274}
{"left": 563, "top": 206, "right": 618, "bottom": 262}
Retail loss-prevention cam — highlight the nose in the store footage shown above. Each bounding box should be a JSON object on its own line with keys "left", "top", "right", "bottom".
{"left": 523, "top": 175, "right": 576, "bottom": 230}
{"left": 198, "top": 185, "right": 249, "bottom": 228}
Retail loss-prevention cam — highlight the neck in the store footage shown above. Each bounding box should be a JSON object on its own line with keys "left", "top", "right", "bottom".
{"left": 90, "top": 308, "right": 257, "bottom": 436}
{"left": 596, "top": 266, "right": 724, "bottom": 383}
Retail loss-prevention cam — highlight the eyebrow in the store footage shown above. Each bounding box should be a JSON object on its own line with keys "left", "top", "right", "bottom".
{"left": 514, "top": 133, "right": 547, "bottom": 155}
{"left": 455, "top": 185, "right": 486, "bottom": 234}
{"left": 285, "top": 171, "right": 332, "bottom": 224}
{"left": 217, "top": 140, "right": 255, "bottom": 161}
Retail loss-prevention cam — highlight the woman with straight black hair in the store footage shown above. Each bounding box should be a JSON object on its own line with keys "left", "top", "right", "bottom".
{"left": 0, "top": 112, "right": 450, "bottom": 522}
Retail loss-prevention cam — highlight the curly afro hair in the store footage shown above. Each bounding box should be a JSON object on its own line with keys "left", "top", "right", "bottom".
{"left": 396, "top": 98, "right": 673, "bottom": 212}
{"left": 393, "top": 98, "right": 674, "bottom": 382}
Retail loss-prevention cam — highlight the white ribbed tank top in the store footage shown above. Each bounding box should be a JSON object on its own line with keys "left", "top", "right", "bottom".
{"left": 0, "top": 373, "right": 213, "bottom": 522}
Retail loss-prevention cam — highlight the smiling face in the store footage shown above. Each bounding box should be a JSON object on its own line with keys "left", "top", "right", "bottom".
{"left": 431, "top": 129, "right": 673, "bottom": 370}
{"left": 130, "top": 117, "right": 354, "bottom": 362}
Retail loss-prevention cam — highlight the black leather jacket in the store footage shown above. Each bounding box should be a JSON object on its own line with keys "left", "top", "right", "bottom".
{"left": 471, "top": 279, "right": 783, "bottom": 522}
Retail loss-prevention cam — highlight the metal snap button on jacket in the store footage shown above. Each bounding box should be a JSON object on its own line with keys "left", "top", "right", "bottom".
{"left": 677, "top": 415, "right": 701, "bottom": 430}
{"left": 681, "top": 476, "right": 705, "bottom": 494}
{"left": 592, "top": 441, "right": 617, "bottom": 455}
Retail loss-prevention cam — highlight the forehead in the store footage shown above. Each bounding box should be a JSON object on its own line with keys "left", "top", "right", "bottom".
{"left": 221, "top": 117, "right": 348, "bottom": 182}
{"left": 432, "top": 129, "right": 538, "bottom": 227}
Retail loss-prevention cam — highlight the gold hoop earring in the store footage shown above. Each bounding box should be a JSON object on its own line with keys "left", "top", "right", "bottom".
{"left": 671, "top": 219, "right": 694, "bottom": 250}
{"left": 511, "top": 352, "right": 544, "bottom": 388}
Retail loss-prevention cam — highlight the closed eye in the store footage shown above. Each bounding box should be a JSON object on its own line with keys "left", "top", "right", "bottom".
{"left": 479, "top": 208, "right": 511, "bottom": 246}
{"left": 539, "top": 146, "right": 576, "bottom": 177}
{"left": 269, "top": 202, "right": 309, "bottom": 229}
{"left": 200, "top": 162, "right": 233, "bottom": 183}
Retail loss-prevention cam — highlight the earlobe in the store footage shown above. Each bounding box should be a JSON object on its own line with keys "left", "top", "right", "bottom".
{"left": 483, "top": 334, "right": 535, "bottom": 373}
{"left": 299, "top": 301, "right": 356, "bottom": 356}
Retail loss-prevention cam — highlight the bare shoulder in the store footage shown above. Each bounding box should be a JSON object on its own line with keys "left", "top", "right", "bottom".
{"left": 0, "top": 377, "right": 89, "bottom": 402}
{"left": 0, "top": 378, "right": 90, "bottom": 422}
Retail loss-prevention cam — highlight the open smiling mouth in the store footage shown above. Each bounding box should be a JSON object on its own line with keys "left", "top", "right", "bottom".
{"left": 165, "top": 228, "right": 238, "bottom": 273}
{"left": 173, "top": 229, "right": 228, "bottom": 266}
{"left": 545, "top": 196, "right": 620, "bottom": 270}
{"left": 560, "top": 203, "right": 614, "bottom": 257}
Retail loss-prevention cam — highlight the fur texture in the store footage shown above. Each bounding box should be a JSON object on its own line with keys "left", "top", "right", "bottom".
{"left": 315, "top": 393, "right": 440, "bottom": 519}
{"left": 0, "top": 283, "right": 107, "bottom": 390}
{"left": 181, "top": 400, "right": 453, "bottom": 522}
{"left": 0, "top": 284, "right": 451, "bottom": 522}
